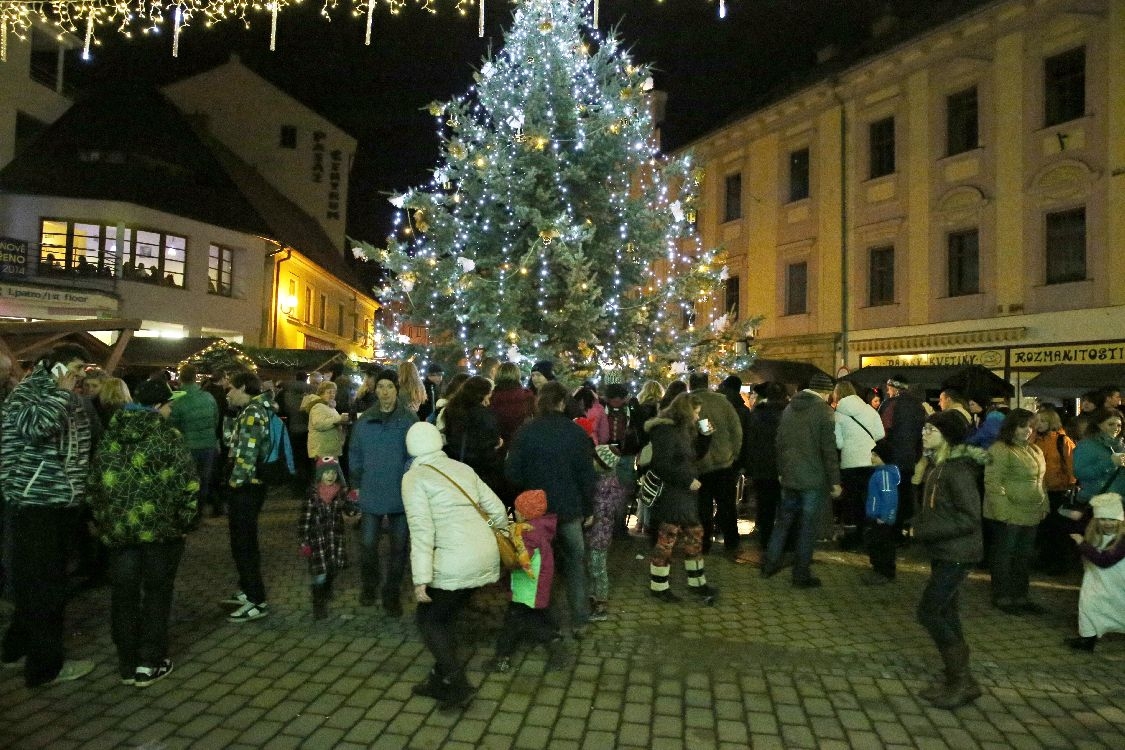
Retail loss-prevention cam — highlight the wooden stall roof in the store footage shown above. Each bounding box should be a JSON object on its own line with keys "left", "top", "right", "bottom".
{"left": 0, "top": 318, "right": 141, "bottom": 372}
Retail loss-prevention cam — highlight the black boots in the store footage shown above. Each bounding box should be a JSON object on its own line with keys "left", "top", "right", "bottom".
{"left": 412, "top": 668, "right": 475, "bottom": 710}
{"left": 311, "top": 585, "right": 328, "bottom": 620}
{"left": 1067, "top": 635, "right": 1098, "bottom": 651}
{"left": 924, "top": 642, "right": 982, "bottom": 709}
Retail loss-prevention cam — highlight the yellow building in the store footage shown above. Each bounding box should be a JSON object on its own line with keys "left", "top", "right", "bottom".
{"left": 683, "top": 0, "right": 1125, "bottom": 395}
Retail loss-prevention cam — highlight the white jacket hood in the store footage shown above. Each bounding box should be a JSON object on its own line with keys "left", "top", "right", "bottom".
{"left": 407, "top": 421, "right": 444, "bottom": 458}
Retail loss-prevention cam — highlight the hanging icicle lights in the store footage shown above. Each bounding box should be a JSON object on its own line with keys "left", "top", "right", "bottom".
{"left": 0, "top": 1, "right": 731, "bottom": 61}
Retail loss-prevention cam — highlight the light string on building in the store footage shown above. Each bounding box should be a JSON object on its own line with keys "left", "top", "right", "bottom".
{"left": 0, "top": 0, "right": 731, "bottom": 61}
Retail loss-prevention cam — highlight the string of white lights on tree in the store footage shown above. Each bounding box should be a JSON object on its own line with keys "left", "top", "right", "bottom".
{"left": 352, "top": 0, "right": 754, "bottom": 382}
{"left": 0, "top": 1, "right": 729, "bottom": 61}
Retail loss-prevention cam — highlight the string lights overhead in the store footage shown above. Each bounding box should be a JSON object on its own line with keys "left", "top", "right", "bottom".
{"left": 0, "top": 1, "right": 731, "bottom": 60}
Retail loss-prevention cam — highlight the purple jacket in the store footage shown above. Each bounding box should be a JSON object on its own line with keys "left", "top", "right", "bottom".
{"left": 513, "top": 512, "right": 557, "bottom": 609}
{"left": 585, "top": 474, "right": 628, "bottom": 551}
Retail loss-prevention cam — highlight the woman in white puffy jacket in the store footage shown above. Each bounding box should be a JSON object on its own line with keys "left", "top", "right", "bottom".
{"left": 833, "top": 381, "right": 887, "bottom": 549}
{"left": 401, "top": 421, "right": 509, "bottom": 710}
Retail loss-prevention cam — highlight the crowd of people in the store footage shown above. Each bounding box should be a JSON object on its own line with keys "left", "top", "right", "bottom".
{"left": 0, "top": 346, "right": 1122, "bottom": 714}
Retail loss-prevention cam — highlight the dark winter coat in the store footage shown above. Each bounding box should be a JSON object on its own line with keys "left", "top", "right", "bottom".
{"left": 914, "top": 445, "right": 990, "bottom": 564}
{"left": 489, "top": 382, "right": 536, "bottom": 446}
{"left": 349, "top": 401, "right": 418, "bottom": 515}
{"left": 87, "top": 405, "right": 199, "bottom": 547}
{"left": 645, "top": 416, "right": 703, "bottom": 525}
{"left": 689, "top": 388, "right": 742, "bottom": 475}
{"left": 776, "top": 390, "right": 840, "bottom": 491}
{"left": 876, "top": 392, "right": 927, "bottom": 473}
{"left": 299, "top": 481, "right": 348, "bottom": 578}
{"left": 168, "top": 382, "right": 219, "bottom": 450}
{"left": 443, "top": 403, "right": 503, "bottom": 478}
{"left": 505, "top": 412, "right": 597, "bottom": 521}
{"left": 514, "top": 511, "right": 557, "bottom": 609}
{"left": 744, "top": 400, "right": 785, "bottom": 481}
{"left": 278, "top": 379, "right": 312, "bottom": 434}
{"left": 0, "top": 365, "right": 93, "bottom": 508}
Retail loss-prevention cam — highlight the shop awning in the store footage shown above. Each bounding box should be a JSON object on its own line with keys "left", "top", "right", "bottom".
{"left": 740, "top": 358, "right": 831, "bottom": 387}
{"left": 1021, "top": 364, "right": 1125, "bottom": 399}
{"left": 845, "top": 364, "right": 1014, "bottom": 398}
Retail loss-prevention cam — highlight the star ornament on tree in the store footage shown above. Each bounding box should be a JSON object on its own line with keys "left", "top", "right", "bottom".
{"left": 354, "top": 0, "right": 735, "bottom": 381}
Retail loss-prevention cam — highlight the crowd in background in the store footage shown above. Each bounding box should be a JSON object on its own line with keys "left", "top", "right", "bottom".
{"left": 1, "top": 346, "right": 1123, "bottom": 712}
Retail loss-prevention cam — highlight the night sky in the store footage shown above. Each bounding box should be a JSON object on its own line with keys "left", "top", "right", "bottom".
{"left": 65, "top": 0, "right": 955, "bottom": 246}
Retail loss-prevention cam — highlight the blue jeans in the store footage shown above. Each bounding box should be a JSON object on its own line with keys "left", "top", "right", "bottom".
{"left": 360, "top": 513, "right": 409, "bottom": 601}
{"left": 916, "top": 559, "right": 971, "bottom": 648}
{"left": 553, "top": 518, "right": 589, "bottom": 627}
{"left": 765, "top": 487, "right": 825, "bottom": 581}
{"left": 990, "top": 522, "right": 1037, "bottom": 604}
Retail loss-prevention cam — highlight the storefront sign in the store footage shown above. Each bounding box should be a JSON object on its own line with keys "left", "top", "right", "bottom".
{"left": 1011, "top": 343, "right": 1125, "bottom": 366}
{"left": 304, "top": 334, "right": 334, "bottom": 351}
{"left": 0, "top": 281, "right": 117, "bottom": 318}
{"left": 0, "top": 237, "right": 29, "bottom": 277}
{"left": 861, "top": 349, "right": 1005, "bottom": 368}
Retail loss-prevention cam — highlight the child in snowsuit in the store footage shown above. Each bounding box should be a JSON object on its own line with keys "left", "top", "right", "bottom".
{"left": 1067, "top": 492, "right": 1125, "bottom": 651}
{"left": 587, "top": 445, "right": 629, "bottom": 620}
{"left": 299, "top": 457, "right": 352, "bottom": 619}
{"left": 490, "top": 489, "right": 567, "bottom": 672}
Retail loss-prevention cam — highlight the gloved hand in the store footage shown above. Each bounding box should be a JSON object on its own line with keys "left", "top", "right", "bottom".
{"left": 300, "top": 544, "right": 312, "bottom": 558}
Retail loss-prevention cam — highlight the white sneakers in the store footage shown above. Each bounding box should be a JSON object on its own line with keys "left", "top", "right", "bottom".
{"left": 229, "top": 601, "right": 269, "bottom": 622}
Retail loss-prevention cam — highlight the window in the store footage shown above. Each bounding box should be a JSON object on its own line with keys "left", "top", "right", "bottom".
{"left": 789, "top": 148, "right": 810, "bottom": 202}
{"left": 947, "top": 229, "right": 979, "bottom": 297}
{"left": 785, "top": 262, "right": 808, "bottom": 316}
{"left": 280, "top": 125, "right": 298, "bottom": 149}
{"left": 946, "top": 87, "right": 978, "bottom": 156}
{"left": 318, "top": 294, "right": 327, "bottom": 329}
{"left": 303, "top": 287, "right": 312, "bottom": 324}
{"left": 868, "top": 246, "right": 895, "bottom": 306}
{"left": 681, "top": 304, "right": 697, "bottom": 330}
{"left": 337, "top": 303, "right": 346, "bottom": 337}
{"left": 869, "top": 117, "right": 896, "bottom": 178}
{"left": 1045, "top": 207, "right": 1086, "bottom": 284}
{"left": 724, "top": 276, "right": 740, "bottom": 321}
{"left": 208, "top": 244, "right": 234, "bottom": 297}
{"left": 723, "top": 172, "right": 742, "bottom": 222}
{"left": 38, "top": 219, "right": 184, "bottom": 287}
{"left": 1044, "top": 47, "right": 1085, "bottom": 127}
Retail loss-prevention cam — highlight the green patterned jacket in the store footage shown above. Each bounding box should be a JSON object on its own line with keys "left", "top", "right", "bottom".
{"left": 88, "top": 405, "right": 199, "bottom": 547}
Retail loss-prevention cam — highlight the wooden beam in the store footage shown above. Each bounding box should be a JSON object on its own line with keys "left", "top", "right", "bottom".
{"left": 105, "top": 328, "right": 134, "bottom": 375}
{"left": 0, "top": 318, "right": 143, "bottom": 336}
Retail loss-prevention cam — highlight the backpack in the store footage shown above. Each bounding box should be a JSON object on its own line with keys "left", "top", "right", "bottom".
{"left": 257, "top": 411, "right": 296, "bottom": 486}
{"left": 865, "top": 464, "right": 901, "bottom": 525}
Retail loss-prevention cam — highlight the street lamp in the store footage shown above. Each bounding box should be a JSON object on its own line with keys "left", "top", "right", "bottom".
{"left": 278, "top": 292, "right": 297, "bottom": 317}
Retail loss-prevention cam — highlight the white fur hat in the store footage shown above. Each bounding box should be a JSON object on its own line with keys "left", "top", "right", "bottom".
{"left": 1090, "top": 492, "right": 1124, "bottom": 521}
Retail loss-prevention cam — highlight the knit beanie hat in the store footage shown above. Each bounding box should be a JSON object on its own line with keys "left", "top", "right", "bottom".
{"left": 515, "top": 489, "right": 547, "bottom": 520}
{"left": 530, "top": 360, "right": 556, "bottom": 380}
{"left": 374, "top": 368, "right": 399, "bottom": 390}
{"left": 927, "top": 410, "right": 970, "bottom": 446}
{"left": 1090, "top": 492, "right": 1124, "bottom": 520}
{"left": 806, "top": 372, "right": 835, "bottom": 393}
{"left": 425, "top": 362, "right": 444, "bottom": 375}
{"left": 315, "top": 456, "right": 342, "bottom": 483}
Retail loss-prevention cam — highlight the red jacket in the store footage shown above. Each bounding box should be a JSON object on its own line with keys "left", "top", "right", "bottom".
{"left": 489, "top": 383, "right": 536, "bottom": 445}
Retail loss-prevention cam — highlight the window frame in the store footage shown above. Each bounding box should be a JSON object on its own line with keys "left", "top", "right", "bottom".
{"left": 723, "top": 172, "right": 742, "bottom": 223}
{"left": 868, "top": 245, "right": 896, "bottom": 306}
{"left": 1044, "top": 46, "right": 1085, "bottom": 128}
{"left": 788, "top": 147, "right": 810, "bottom": 202}
{"left": 38, "top": 218, "right": 186, "bottom": 288}
{"left": 208, "top": 243, "right": 235, "bottom": 297}
{"left": 945, "top": 87, "right": 979, "bottom": 156}
{"left": 869, "top": 117, "right": 896, "bottom": 179}
{"left": 946, "top": 229, "right": 980, "bottom": 297}
{"left": 724, "top": 276, "right": 740, "bottom": 321}
{"left": 1044, "top": 206, "right": 1086, "bottom": 285}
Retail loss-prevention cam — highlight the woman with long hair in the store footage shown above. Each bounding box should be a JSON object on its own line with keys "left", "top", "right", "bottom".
{"left": 658, "top": 379, "right": 687, "bottom": 410}
{"left": 433, "top": 372, "right": 471, "bottom": 434}
{"left": 97, "top": 377, "right": 133, "bottom": 428}
{"left": 397, "top": 361, "right": 427, "bottom": 415}
{"left": 441, "top": 376, "right": 503, "bottom": 492}
{"left": 489, "top": 362, "right": 536, "bottom": 451}
{"left": 1033, "top": 404, "right": 1078, "bottom": 574}
{"left": 1073, "top": 408, "right": 1125, "bottom": 503}
{"left": 645, "top": 392, "right": 717, "bottom": 604}
{"left": 984, "top": 408, "right": 1048, "bottom": 614}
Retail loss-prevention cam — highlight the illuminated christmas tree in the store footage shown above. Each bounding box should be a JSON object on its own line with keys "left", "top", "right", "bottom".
{"left": 357, "top": 0, "right": 752, "bottom": 380}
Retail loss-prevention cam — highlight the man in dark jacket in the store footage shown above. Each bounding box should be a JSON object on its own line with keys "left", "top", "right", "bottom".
{"left": 744, "top": 382, "right": 788, "bottom": 551}
{"left": 872, "top": 375, "right": 928, "bottom": 581}
{"left": 170, "top": 363, "right": 220, "bottom": 517}
{"left": 417, "top": 363, "right": 444, "bottom": 422}
{"left": 506, "top": 381, "right": 596, "bottom": 634}
{"left": 762, "top": 373, "right": 841, "bottom": 588}
{"left": 0, "top": 343, "right": 95, "bottom": 686}
{"left": 278, "top": 371, "right": 313, "bottom": 490}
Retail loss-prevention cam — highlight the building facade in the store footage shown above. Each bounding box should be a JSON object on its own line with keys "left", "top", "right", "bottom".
{"left": 685, "top": 0, "right": 1125, "bottom": 396}
{"left": 0, "top": 22, "right": 75, "bottom": 169}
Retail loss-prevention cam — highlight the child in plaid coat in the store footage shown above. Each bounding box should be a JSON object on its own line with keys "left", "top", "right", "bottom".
{"left": 299, "top": 457, "right": 354, "bottom": 619}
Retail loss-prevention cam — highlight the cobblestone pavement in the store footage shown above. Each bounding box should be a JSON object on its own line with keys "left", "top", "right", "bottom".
{"left": 2, "top": 489, "right": 1124, "bottom": 750}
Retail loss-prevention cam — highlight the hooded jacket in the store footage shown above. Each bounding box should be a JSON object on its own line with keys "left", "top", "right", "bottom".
{"left": 401, "top": 422, "right": 508, "bottom": 591}
{"left": 984, "top": 440, "right": 1048, "bottom": 526}
{"left": 744, "top": 399, "right": 785, "bottom": 481}
{"left": 228, "top": 393, "right": 274, "bottom": 488}
{"left": 0, "top": 364, "right": 92, "bottom": 508}
{"left": 88, "top": 405, "right": 199, "bottom": 546}
{"left": 302, "top": 392, "right": 346, "bottom": 458}
{"left": 514, "top": 511, "right": 557, "bottom": 609}
{"left": 834, "top": 394, "right": 886, "bottom": 469}
{"left": 168, "top": 382, "right": 219, "bottom": 451}
{"left": 914, "top": 444, "right": 990, "bottom": 563}
{"left": 1073, "top": 433, "right": 1125, "bottom": 501}
{"left": 645, "top": 416, "right": 704, "bottom": 524}
{"left": 349, "top": 400, "right": 418, "bottom": 514}
{"left": 776, "top": 390, "right": 840, "bottom": 491}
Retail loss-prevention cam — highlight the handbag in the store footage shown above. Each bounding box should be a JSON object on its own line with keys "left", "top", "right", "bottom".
{"left": 424, "top": 465, "right": 522, "bottom": 570}
{"left": 636, "top": 469, "right": 664, "bottom": 508}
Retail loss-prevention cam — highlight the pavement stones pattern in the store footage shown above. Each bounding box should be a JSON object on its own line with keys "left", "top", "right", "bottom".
{"left": 2, "top": 489, "right": 1124, "bottom": 749}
